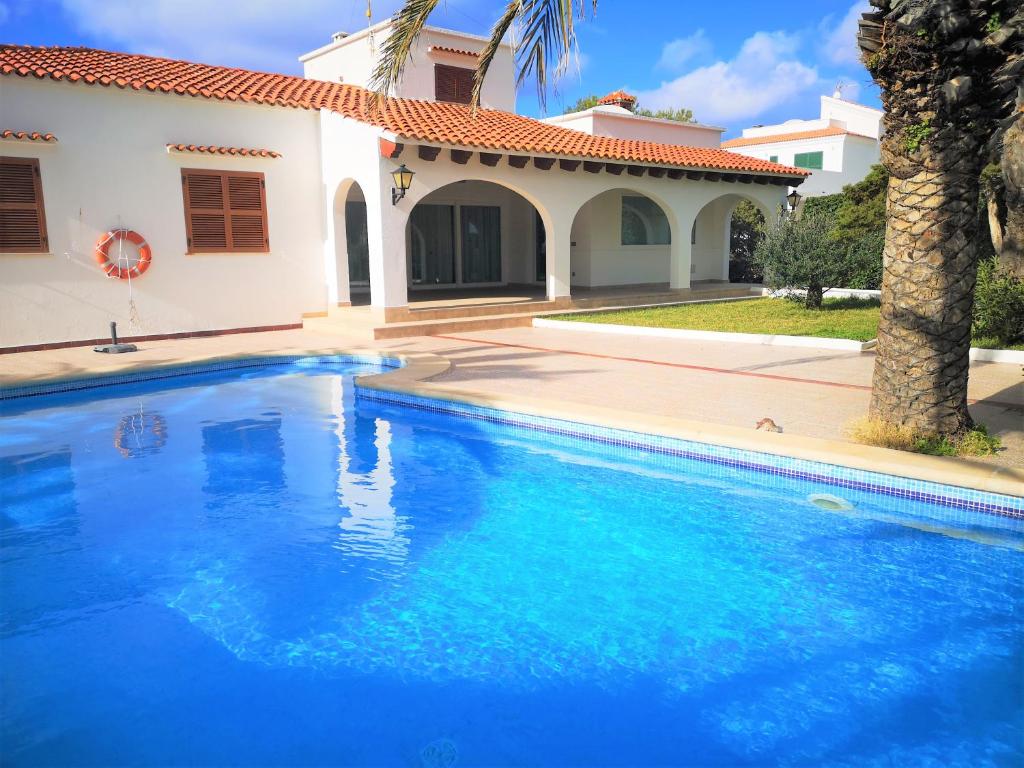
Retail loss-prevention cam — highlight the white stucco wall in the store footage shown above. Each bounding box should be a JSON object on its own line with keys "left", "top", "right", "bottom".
{"left": 301, "top": 24, "right": 515, "bottom": 112}
{"left": 820, "top": 96, "right": 883, "bottom": 139}
{"left": 0, "top": 78, "right": 327, "bottom": 348}
{"left": 726, "top": 134, "right": 880, "bottom": 197}
{"left": 544, "top": 108, "right": 723, "bottom": 148}
{"left": 570, "top": 190, "right": 671, "bottom": 287}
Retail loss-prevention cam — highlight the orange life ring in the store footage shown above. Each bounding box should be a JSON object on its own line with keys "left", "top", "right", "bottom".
{"left": 94, "top": 229, "right": 152, "bottom": 279}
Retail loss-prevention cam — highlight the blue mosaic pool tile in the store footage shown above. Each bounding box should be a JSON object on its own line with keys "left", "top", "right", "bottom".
{"left": 0, "top": 354, "right": 401, "bottom": 400}
{"left": 357, "top": 387, "right": 1024, "bottom": 522}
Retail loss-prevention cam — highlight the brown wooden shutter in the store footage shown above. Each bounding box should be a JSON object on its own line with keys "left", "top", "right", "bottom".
{"left": 0, "top": 157, "right": 48, "bottom": 253}
{"left": 434, "top": 64, "right": 473, "bottom": 104}
{"left": 182, "top": 169, "right": 269, "bottom": 253}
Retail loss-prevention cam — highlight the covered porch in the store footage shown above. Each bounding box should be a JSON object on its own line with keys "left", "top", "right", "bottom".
{"left": 318, "top": 113, "right": 801, "bottom": 328}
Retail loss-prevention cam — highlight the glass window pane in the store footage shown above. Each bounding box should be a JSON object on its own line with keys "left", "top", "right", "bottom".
{"left": 461, "top": 205, "right": 501, "bottom": 283}
{"left": 410, "top": 204, "right": 455, "bottom": 284}
{"left": 769, "top": 155, "right": 778, "bottom": 163}
{"left": 621, "top": 196, "right": 670, "bottom": 245}
{"left": 345, "top": 201, "right": 370, "bottom": 283}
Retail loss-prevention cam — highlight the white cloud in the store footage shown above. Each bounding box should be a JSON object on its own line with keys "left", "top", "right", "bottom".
{"left": 58, "top": 0, "right": 408, "bottom": 73}
{"left": 634, "top": 31, "right": 820, "bottom": 124}
{"left": 820, "top": 1, "right": 869, "bottom": 66}
{"left": 656, "top": 30, "right": 712, "bottom": 72}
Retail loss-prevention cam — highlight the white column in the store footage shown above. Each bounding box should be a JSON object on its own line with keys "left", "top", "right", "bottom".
{"left": 545, "top": 216, "right": 573, "bottom": 302}
{"left": 365, "top": 167, "right": 409, "bottom": 314}
{"left": 325, "top": 192, "right": 352, "bottom": 306}
{"left": 669, "top": 227, "right": 692, "bottom": 290}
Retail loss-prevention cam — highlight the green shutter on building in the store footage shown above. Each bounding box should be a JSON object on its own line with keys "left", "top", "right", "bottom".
{"left": 793, "top": 151, "right": 824, "bottom": 170}
{"left": 769, "top": 155, "right": 778, "bottom": 163}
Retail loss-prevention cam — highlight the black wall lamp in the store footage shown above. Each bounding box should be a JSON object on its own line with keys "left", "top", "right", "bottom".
{"left": 391, "top": 164, "right": 414, "bottom": 205}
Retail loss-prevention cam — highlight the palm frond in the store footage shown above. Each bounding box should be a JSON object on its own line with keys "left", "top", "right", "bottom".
{"left": 370, "top": 0, "right": 442, "bottom": 101}
{"left": 514, "top": 0, "right": 591, "bottom": 110}
{"left": 470, "top": 0, "right": 522, "bottom": 111}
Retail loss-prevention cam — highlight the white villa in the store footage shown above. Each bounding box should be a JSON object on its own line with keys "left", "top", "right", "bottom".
{"left": 723, "top": 91, "right": 882, "bottom": 197}
{"left": 0, "top": 22, "right": 806, "bottom": 351}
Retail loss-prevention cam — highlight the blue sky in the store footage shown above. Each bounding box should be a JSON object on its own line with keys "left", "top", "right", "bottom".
{"left": 0, "top": 0, "right": 879, "bottom": 138}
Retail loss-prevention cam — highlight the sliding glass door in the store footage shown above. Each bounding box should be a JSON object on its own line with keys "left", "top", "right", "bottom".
{"left": 344, "top": 201, "right": 370, "bottom": 285}
{"left": 409, "top": 205, "right": 455, "bottom": 285}
{"left": 460, "top": 205, "right": 501, "bottom": 284}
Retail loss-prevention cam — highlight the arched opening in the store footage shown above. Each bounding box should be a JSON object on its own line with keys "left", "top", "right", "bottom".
{"left": 335, "top": 181, "right": 370, "bottom": 304}
{"left": 691, "top": 194, "right": 772, "bottom": 285}
{"left": 404, "top": 180, "right": 546, "bottom": 303}
{"left": 570, "top": 188, "right": 676, "bottom": 289}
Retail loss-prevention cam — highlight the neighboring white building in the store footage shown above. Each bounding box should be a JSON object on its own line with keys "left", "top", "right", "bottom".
{"left": 0, "top": 26, "right": 806, "bottom": 350}
{"left": 722, "top": 92, "right": 883, "bottom": 197}
{"left": 542, "top": 90, "right": 724, "bottom": 148}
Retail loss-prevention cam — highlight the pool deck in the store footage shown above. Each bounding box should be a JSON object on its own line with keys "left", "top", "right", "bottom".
{"left": 2, "top": 326, "right": 1022, "bottom": 496}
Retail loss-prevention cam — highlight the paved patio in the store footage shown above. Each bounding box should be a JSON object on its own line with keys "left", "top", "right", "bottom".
{"left": 3, "top": 325, "right": 1022, "bottom": 469}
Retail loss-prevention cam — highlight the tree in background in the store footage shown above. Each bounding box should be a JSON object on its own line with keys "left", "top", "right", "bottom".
{"left": 753, "top": 208, "right": 878, "bottom": 309}
{"left": 564, "top": 94, "right": 695, "bottom": 122}
{"left": 728, "top": 200, "right": 765, "bottom": 283}
{"left": 802, "top": 164, "right": 889, "bottom": 289}
{"left": 857, "top": 0, "right": 1021, "bottom": 437}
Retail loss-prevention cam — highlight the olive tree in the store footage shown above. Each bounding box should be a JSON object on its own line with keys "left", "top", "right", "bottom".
{"left": 753, "top": 209, "right": 877, "bottom": 309}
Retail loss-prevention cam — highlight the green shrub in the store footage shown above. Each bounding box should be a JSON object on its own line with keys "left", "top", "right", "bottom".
{"left": 754, "top": 208, "right": 881, "bottom": 308}
{"left": 973, "top": 258, "right": 1024, "bottom": 347}
{"left": 914, "top": 425, "right": 1001, "bottom": 458}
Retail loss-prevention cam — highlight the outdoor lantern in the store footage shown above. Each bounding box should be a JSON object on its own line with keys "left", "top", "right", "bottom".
{"left": 391, "top": 164, "right": 414, "bottom": 205}
{"left": 787, "top": 189, "right": 802, "bottom": 212}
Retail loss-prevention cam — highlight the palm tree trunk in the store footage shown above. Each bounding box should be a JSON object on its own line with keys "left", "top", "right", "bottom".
{"left": 858, "top": 1, "right": 1022, "bottom": 436}
{"left": 869, "top": 164, "right": 979, "bottom": 434}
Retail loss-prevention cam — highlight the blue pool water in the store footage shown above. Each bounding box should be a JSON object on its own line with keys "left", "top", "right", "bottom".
{"left": 1, "top": 362, "right": 1022, "bottom": 767}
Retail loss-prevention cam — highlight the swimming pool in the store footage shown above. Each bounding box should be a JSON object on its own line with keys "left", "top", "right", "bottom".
{"left": 2, "top": 360, "right": 1022, "bottom": 766}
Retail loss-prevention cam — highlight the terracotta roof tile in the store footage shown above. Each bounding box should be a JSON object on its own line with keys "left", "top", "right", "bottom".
{"left": 0, "top": 129, "right": 57, "bottom": 142}
{"left": 166, "top": 143, "right": 280, "bottom": 158}
{"left": 721, "top": 126, "right": 873, "bottom": 149}
{"left": 598, "top": 90, "right": 636, "bottom": 105}
{"left": 0, "top": 44, "right": 808, "bottom": 177}
{"left": 428, "top": 45, "right": 479, "bottom": 58}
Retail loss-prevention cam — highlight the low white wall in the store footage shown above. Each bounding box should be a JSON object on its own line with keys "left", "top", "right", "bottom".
{"left": 0, "top": 78, "right": 327, "bottom": 348}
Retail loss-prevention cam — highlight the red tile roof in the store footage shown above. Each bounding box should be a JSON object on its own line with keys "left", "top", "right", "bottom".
{"left": 428, "top": 45, "right": 479, "bottom": 58}
{"left": 166, "top": 143, "right": 281, "bottom": 158}
{"left": 1, "top": 129, "right": 57, "bottom": 142}
{"left": 598, "top": 90, "right": 636, "bottom": 106}
{"left": 721, "top": 127, "right": 872, "bottom": 148}
{"left": 0, "top": 44, "right": 807, "bottom": 177}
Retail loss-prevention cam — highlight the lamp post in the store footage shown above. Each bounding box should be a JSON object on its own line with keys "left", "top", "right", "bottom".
{"left": 786, "top": 189, "right": 802, "bottom": 217}
{"left": 391, "top": 164, "right": 414, "bottom": 205}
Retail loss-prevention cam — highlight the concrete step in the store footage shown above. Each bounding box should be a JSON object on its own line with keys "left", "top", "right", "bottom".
{"left": 304, "top": 311, "right": 535, "bottom": 340}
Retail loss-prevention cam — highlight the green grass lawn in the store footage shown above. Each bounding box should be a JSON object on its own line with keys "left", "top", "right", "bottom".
{"left": 554, "top": 296, "right": 882, "bottom": 341}
{"left": 555, "top": 296, "right": 1024, "bottom": 349}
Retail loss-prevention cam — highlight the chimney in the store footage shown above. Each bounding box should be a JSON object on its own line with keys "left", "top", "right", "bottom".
{"left": 598, "top": 90, "right": 637, "bottom": 112}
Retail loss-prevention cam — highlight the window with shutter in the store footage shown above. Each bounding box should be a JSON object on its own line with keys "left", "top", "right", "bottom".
{"left": 0, "top": 157, "right": 48, "bottom": 253}
{"left": 181, "top": 169, "right": 269, "bottom": 253}
{"left": 434, "top": 64, "right": 474, "bottom": 104}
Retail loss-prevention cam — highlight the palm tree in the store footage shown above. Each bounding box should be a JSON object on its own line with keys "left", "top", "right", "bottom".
{"left": 857, "top": 0, "right": 1021, "bottom": 437}
{"left": 371, "top": 0, "right": 595, "bottom": 108}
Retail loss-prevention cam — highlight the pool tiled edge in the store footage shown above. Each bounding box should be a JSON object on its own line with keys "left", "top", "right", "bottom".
{"left": 0, "top": 353, "right": 404, "bottom": 399}
{"left": 355, "top": 381, "right": 1024, "bottom": 521}
{"left": 2, "top": 346, "right": 1020, "bottom": 520}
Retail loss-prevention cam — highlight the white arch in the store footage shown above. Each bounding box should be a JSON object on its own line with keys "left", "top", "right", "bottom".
{"left": 401, "top": 177, "right": 553, "bottom": 293}
{"left": 327, "top": 178, "right": 370, "bottom": 306}
{"left": 689, "top": 191, "right": 774, "bottom": 283}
